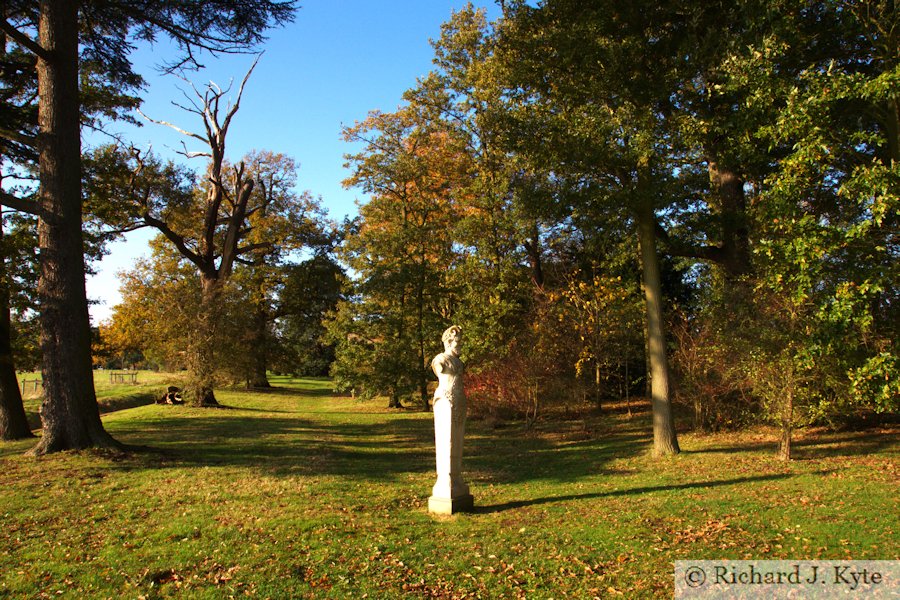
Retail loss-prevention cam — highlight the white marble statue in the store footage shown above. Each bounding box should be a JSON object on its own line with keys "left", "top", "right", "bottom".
{"left": 428, "top": 325, "right": 474, "bottom": 514}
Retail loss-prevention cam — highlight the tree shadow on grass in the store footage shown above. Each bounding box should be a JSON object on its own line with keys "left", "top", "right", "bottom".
{"left": 103, "top": 397, "right": 651, "bottom": 486}
{"left": 107, "top": 411, "right": 436, "bottom": 481}
{"left": 687, "top": 429, "right": 898, "bottom": 459}
{"left": 473, "top": 473, "right": 796, "bottom": 513}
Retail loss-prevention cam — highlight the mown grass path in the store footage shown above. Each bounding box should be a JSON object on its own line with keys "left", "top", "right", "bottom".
{"left": 1, "top": 376, "right": 897, "bottom": 598}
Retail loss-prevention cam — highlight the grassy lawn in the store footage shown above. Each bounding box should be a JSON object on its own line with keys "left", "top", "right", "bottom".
{"left": 1, "top": 376, "right": 897, "bottom": 598}
{"left": 18, "top": 370, "right": 182, "bottom": 429}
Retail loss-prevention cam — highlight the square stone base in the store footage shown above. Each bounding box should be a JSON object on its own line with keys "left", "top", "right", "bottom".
{"left": 428, "top": 494, "right": 474, "bottom": 515}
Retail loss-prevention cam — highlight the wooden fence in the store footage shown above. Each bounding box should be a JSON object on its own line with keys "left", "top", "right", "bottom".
{"left": 20, "top": 378, "right": 42, "bottom": 396}
{"left": 109, "top": 371, "right": 138, "bottom": 385}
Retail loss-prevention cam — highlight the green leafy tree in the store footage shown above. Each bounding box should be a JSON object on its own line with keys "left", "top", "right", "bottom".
{"left": 104, "top": 241, "right": 198, "bottom": 373}
{"left": 745, "top": 0, "right": 899, "bottom": 445}
{"left": 225, "top": 151, "right": 328, "bottom": 388}
{"left": 273, "top": 254, "right": 346, "bottom": 378}
{"left": 494, "top": 0, "right": 685, "bottom": 454}
{"left": 419, "top": 6, "right": 541, "bottom": 367}
{"left": 335, "top": 103, "right": 468, "bottom": 409}
{"left": 0, "top": 210, "right": 36, "bottom": 439}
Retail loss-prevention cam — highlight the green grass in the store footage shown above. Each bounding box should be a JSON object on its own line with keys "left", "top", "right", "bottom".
{"left": 18, "top": 370, "right": 181, "bottom": 429}
{"left": 1, "top": 375, "right": 897, "bottom": 598}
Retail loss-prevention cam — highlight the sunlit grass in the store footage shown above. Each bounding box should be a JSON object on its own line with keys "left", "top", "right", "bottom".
{"left": 17, "top": 369, "right": 181, "bottom": 429}
{"left": 1, "top": 376, "right": 897, "bottom": 598}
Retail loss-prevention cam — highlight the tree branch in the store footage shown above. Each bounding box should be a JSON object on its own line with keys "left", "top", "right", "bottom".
{"left": 236, "top": 241, "right": 274, "bottom": 256}
{"left": 655, "top": 222, "right": 725, "bottom": 264}
{"left": 137, "top": 108, "right": 207, "bottom": 145}
{"left": 0, "top": 19, "right": 50, "bottom": 60}
{"left": 141, "top": 212, "right": 208, "bottom": 273}
{"left": 0, "top": 126, "right": 37, "bottom": 149}
{"left": 0, "top": 189, "right": 40, "bottom": 215}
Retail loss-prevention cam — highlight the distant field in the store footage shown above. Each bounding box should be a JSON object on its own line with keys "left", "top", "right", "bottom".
{"left": 1, "top": 375, "right": 897, "bottom": 598}
{"left": 17, "top": 369, "right": 183, "bottom": 429}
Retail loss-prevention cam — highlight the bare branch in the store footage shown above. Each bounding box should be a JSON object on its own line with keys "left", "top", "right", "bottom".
{"left": 137, "top": 108, "right": 207, "bottom": 144}
{"left": 141, "top": 212, "right": 207, "bottom": 273}
{"left": 219, "top": 54, "right": 262, "bottom": 137}
{"left": 176, "top": 139, "right": 211, "bottom": 159}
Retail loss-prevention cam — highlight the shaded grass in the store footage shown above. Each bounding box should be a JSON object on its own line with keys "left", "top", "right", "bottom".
{"left": 1, "top": 376, "right": 897, "bottom": 598}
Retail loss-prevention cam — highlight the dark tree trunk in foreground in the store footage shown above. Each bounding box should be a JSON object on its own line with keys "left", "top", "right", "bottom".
{"left": 0, "top": 227, "right": 33, "bottom": 440}
{"left": 636, "top": 198, "right": 680, "bottom": 457}
{"left": 0, "top": 302, "right": 32, "bottom": 440}
{"left": 29, "top": 0, "right": 120, "bottom": 454}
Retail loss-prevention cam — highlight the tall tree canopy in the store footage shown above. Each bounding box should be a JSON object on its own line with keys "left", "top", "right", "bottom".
{"left": 334, "top": 0, "right": 897, "bottom": 458}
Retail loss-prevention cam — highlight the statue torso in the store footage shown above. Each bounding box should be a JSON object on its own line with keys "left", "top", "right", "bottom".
{"left": 432, "top": 352, "right": 465, "bottom": 406}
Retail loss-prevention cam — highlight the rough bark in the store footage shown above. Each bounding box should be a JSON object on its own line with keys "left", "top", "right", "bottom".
{"left": 636, "top": 198, "right": 680, "bottom": 457}
{"left": 29, "top": 0, "right": 120, "bottom": 454}
{"left": 707, "top": 160, "right": 751, "bottom": 278}
{"left": 188, "top": 276, "right": 222, "bottom": 406}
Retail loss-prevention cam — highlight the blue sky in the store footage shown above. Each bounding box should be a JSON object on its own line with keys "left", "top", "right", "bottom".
{"left": 86, "top": 0, "right": 502, "bottom": 324}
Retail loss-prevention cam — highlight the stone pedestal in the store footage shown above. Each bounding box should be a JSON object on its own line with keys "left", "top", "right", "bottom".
{"left": 428, "top": 493, "right": 474, "bottom": 515}
{"left": 428, "top": 391, "right": 473, "bottom": 514}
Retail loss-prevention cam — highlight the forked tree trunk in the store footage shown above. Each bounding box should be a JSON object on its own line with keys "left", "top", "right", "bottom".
{"left": 636, "top": 199, "right": 680, "bottom": 457}
{"left": 29, "top": 0, "right": 120, "bottom": 454}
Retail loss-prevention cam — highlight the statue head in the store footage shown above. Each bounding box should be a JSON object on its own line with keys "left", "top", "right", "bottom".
{"left": 441, "top": 325, "right": 462, "bottom": 356}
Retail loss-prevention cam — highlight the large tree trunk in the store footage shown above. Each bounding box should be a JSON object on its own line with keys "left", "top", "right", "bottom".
{"left": 636, "top": 199, "right": 680, "bottom": 457}
{"left": 708, "top": 160, "right": 751, "bottom": 279}
{"left": 29, "top": 0, "right": 120, "bottom": 454}
{"left": 188, "top": 276, "right": 222, "bottom": 406}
